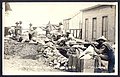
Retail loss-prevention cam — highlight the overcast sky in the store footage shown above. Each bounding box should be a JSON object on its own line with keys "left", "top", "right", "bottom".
{"left": 3, "top": 2, "right": 117, "bottom": 29}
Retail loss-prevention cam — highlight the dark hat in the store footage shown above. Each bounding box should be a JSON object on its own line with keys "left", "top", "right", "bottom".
{"left": 15, "top": 22, "right": 19, "bottom": 24}
{"left": 59, "top": 22, "right": 63, "bottom": 25}
{"left": 29, "top": 23, "right": 32, "bottom": 26}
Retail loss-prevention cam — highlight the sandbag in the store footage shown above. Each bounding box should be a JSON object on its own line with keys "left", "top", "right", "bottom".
{"left": 78, "top": 45, "right": 98, "bottom": 59}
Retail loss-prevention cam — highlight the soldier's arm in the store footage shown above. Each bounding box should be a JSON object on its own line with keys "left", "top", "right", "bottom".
{"left": 91, "top": 43, "right": 105, "bottom": 54}
{"left": 94, "top": 45, "right": 105, "bottom": 54}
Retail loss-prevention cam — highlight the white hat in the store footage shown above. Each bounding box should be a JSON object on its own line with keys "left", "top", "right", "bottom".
{"left": 32, "top": 37, "right": 36, "bottom": 41}
{"left": 11, "top": 27, "right": 15, "bottom": 30}
{"left": 96, "top": 36, "right": 107, "bottom": 41}
{"left": 66, "top": 30, "right": 70, "bottom": 34}
{"left": 44, "top": 38, "right": 50, "bottom": 42}
{"left": 57, "top": 33, "right": 62, "bottom": 36}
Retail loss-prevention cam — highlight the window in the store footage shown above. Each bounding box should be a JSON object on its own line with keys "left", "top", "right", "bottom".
{"left": 85, "top": 18, "right": 89, "bottom": 40}
{"left": 92, "top": 18, "right": 97, "bottom": 40}
{"left": 102, "top": 16, "right": 108, "bottom": 39}
{"left": 69, "top": 29, "right": 82, "bottom": 39}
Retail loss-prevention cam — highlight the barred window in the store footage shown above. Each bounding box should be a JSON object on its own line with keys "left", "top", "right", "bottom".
{"left": 85, "top": 18, "right": 89, "bottom": 40}
{"left": 92, "top": 17, "right": 97, "bottom": 40}
{"left": 102, "top": 16, "right": 108, "bottom": 39}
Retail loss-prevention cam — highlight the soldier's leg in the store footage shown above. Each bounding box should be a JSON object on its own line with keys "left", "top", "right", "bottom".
{"left": 108, "top": 55, "right": 115, "bottom": 73}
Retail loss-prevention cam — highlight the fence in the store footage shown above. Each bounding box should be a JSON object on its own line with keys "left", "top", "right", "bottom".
{"left": 69, "top": 29, "right": 82, "bottom": 39}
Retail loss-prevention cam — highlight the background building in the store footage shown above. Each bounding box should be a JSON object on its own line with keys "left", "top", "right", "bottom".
{"left": 63, "top": 18, "right": 71, "bottom": 32}
{"left": 69, "top": 12, "right": 82, "bottom": 39}
{"left": 63, "top": 12, "right": 82, "bottom": 39}
{"left": 81, "top": 5, "right": 116, "bottom": 43}
{"left": 63, "top": 4, "right": 116, "bottom": 44}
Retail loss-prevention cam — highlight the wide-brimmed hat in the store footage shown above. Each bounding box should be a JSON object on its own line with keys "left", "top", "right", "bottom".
{"left": 96, "top": 36, "right": 107, "bottom": 41}
{"left": 44, "top": 38, "right": 50, "bottom": 42}
{"left": 59, "top": 22, "right": 63, "bottom": 25}
{"left": 66, "top": 30, "right": 70, "bottom": 34}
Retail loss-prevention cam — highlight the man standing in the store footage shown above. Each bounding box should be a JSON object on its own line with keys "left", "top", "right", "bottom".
{"left": 92, "top": 36, "right": 115, "bottom": 73}
{"left": 28, "top": 23, "right": 33, "bottom": 41}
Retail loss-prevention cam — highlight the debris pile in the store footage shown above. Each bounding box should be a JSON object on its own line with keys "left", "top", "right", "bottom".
{"left": 4, "top": 38, "right": 40, "bottom": 59}
{"left": 37, "top": 42, "right": 69, "bottom": 70}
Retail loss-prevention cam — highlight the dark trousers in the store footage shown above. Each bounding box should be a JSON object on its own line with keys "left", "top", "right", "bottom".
{"left": 58, "top": 48, "right": 69, "bottom": 58}
{"left": 108, "top": 52, "right": 115, "bottom": 73}
{"left": 29, "top": 33, "right": 32, "bottom": 40}
{"left": 108, "top": 57, "right": 115, "bottom": 73}
{"left": 100, "top": 51, "right": 115, "bottom": 73}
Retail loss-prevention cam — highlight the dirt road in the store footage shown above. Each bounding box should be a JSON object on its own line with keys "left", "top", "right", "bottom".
{"left": 3, "top": 57, "right": 64, "bottom": 75}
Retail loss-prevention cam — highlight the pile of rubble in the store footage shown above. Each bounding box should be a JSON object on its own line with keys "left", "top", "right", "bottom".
{"left": 37, "top": 44, "right": 69, "bottom": 70}
{"left": 4, "top": 38, "right": 40, "bottom": 59}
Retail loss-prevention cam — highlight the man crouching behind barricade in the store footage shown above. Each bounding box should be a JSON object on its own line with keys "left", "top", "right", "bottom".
{"left": 90, "top": 36, "right": 115, "bottom": 73}
{"left": 42, "top": 38, "right": 54, "bottom": 57}
{"left": 41, "top": 38, "right": 60, "bottom": 65}
{"left": 56, "top": 30, "right": 74, "bottom": 57}
{"left": 56, "top": 36, "right": 69, "bottom": 58}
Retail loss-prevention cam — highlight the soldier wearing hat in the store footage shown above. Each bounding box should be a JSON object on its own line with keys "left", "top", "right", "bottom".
{"left": 65, "top": 30, "right": 71, "bottom": 40}
{"left": 91, "top": 36, "right": 115, "bottom": 73}
{"left": 28, "top": 23, "right": 34, "bottom": 40}
{"left": 59, "top": 22, "right": 63, "bottom": 26}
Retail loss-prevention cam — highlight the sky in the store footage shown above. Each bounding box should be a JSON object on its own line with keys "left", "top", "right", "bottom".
{"left": 2, "top": 2, "right": 117, "bottom": 29}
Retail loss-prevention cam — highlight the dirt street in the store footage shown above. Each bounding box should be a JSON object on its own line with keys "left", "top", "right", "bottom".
{"left": 3, "top": 57, "right": 64, "bottom": 75}
{"left": 3, "top": 39, "right": 64, "bottom": 75}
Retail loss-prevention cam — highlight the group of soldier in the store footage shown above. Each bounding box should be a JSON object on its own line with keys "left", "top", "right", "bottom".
{"left": 38, "top": 25, "right": 115, "bottom": 73}
{"left": 7, "top": 21, "right": 115, "bottom": 73}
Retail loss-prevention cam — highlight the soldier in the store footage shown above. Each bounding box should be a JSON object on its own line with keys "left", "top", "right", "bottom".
{"left": 14, "top": 22, "right": 19, "bottom": 36}
{"left": 28, "top": 23, "right": 33, "bottom": 41}
{"left": 63, "top": 30, "right": 75, "bottom": 42}
{"left": 8, "top": 26, "right": 15, "bottom": 37}
{"left": 91, "top": 36, "right": 115, "bottom": 73}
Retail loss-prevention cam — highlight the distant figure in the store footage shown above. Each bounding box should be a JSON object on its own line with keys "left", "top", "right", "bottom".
{"left": 8, "top": 26, "right": 15, "bottom": 37}
{"left": 28, "top": 23, "right": 33, "bottom": 40}
{"left": 64, "top": 30, "right": 75, "bottom": 41}
{"left": 39, "top": 25, "right": 50, "bottom": 37}
{"left": 14, "top": 22, "right": 19, "bottom": 36}
{"left": 19, "top": 21, "right": 22, "bottom": 26}
{"left": 28, "top": 23, "right": 37, "bottom": 43}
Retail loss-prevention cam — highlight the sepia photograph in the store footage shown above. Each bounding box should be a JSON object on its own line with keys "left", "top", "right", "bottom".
{"left": 2, "top": 2, "right": 118, "bottom": 75}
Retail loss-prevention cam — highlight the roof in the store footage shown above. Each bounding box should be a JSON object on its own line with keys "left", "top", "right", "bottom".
{"left": 80, "top": 4, "right": 115, "bottom": 11}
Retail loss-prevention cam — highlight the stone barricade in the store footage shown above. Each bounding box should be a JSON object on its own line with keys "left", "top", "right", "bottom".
{"left": 68, "top": 54, "right": 100, "bottom": 72}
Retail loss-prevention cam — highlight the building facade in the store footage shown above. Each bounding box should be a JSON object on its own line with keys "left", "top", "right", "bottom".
{"left": 63, "top": 13, "right": 82, "bottom": 39}
{"left": 63, "top": 18, "right": 71, "bottom": 32}
{"left": 81, "top": 5, "right": 116, "bottom": 43}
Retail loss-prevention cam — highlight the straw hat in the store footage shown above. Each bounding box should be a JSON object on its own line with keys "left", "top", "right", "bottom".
{"left": 44, "top": 38, "right": 50, "bottom": 42}
{"left": 96, "top": 36, "right": 107, "bottom": 41}
{"left": 66, "top": 30, "right": 70, "bottom": 34}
